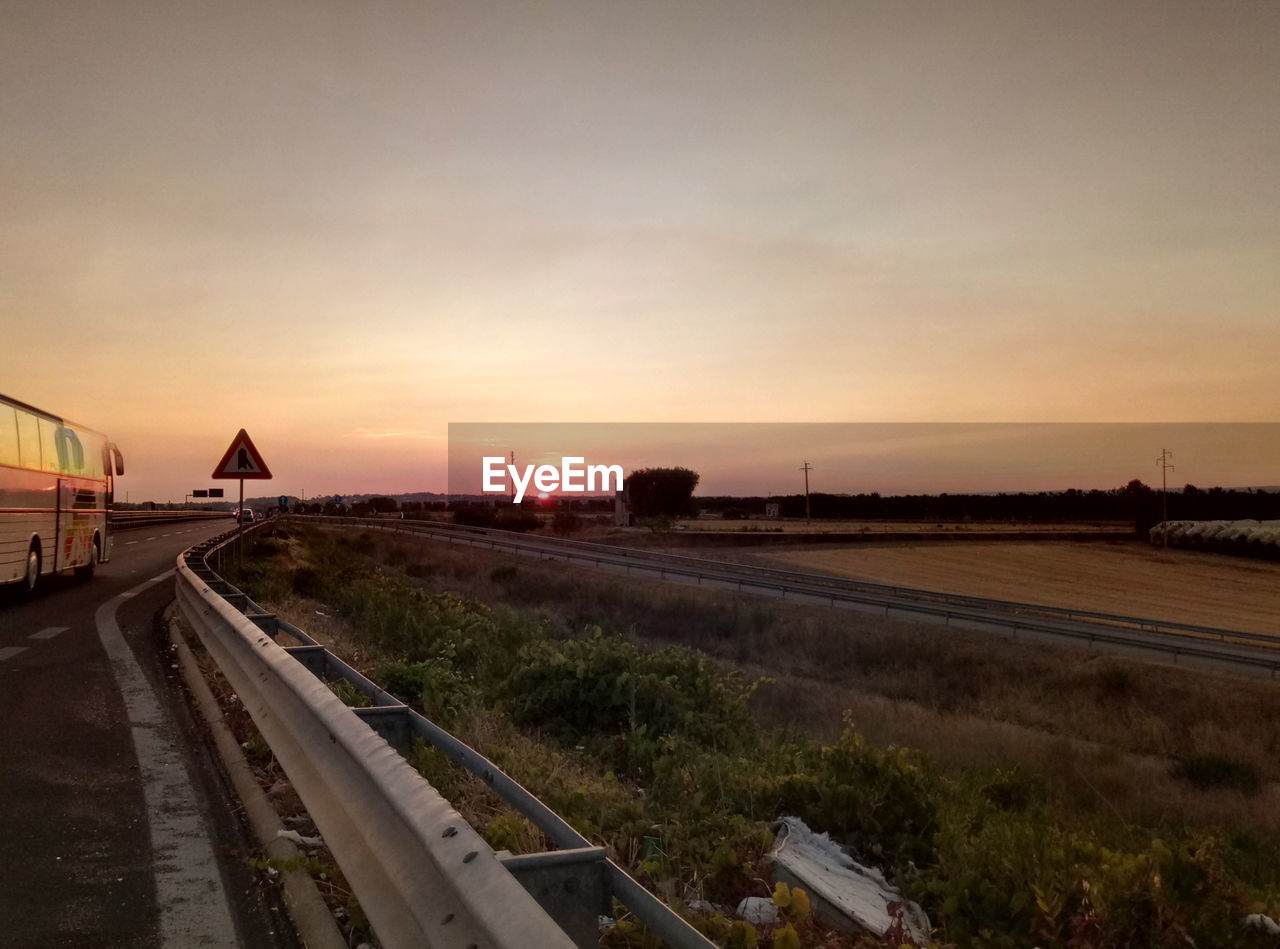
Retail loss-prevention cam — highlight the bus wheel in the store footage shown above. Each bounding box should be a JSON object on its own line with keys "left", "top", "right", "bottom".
{"left": 23, "top": 543, "right": 41, "bottom": 596}
{"left": 76, "top": 537, "right": 100, "bottom": 581}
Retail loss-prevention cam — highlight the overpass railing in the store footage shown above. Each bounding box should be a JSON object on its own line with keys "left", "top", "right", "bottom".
{"left": 111, "top": 510, "right": 232, "bottom": 531}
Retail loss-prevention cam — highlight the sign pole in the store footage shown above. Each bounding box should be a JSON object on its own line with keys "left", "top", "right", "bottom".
{"left": 210, "top": 429, "right": 273, "bottom": 568}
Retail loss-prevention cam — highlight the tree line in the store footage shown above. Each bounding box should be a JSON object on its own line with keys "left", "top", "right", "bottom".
{"left": 701, "top": 480, "right": 1280, "bottom": 531}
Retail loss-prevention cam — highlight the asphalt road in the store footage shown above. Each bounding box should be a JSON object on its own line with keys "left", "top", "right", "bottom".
{"left": 0, "top": 521, "right": 297, "bottom": 949}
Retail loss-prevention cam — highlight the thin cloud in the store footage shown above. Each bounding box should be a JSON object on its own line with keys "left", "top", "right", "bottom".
{"left": 351, "top": 428, "right": 441, "bottom": 440}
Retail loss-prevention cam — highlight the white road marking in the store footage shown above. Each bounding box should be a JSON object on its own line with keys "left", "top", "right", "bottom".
{"left": 94, "top": 570, "right": 237, "bottom": 948}
{"left": 145, "top": 536, "right": 158, "bottom": 541}
{"left": 29, "top": 627, "right": 68, "bottom": 640}
{"left": 0, "top": 646, "right": 28, "bottom": 661}
{"left": 126, "top": 540, "right": 139, "bottom": 545}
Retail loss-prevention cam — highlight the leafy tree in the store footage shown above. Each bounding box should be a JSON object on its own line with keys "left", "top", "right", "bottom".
{"left": 625, "top": 467, "right": 700, "bottom": 518}
{"left": 368, "top": 496, "right": 399, "bottom": 513}
{"left": 453, "top": 504, "right": 496, "bottom": 528}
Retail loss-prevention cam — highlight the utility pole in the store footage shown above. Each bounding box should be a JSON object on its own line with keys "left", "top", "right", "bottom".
{"left": 799, "top": 461, "right": 813, "bottom": 525}
{"left": 1156, "top": 448, "right": 1175, "bottom": 548}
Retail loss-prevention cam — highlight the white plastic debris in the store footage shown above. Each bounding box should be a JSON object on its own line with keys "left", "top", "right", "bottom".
{"left": 276, "top": 828, "right": 323, "bottom": 848}
{"left": 736, "top": 896, "right": 779, "bottom": 925}
{"left": 768, "top": 816, "right": 930, "bottom": 943}
{"left": 1152, "top": 519, "right": 1280, "bottom": 554}
{"left": 1244, "top": 914, "right": 1280, "bottom": 936}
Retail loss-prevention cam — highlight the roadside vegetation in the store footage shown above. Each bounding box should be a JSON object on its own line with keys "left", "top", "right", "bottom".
{"left": 227, "top": 524, "right": 1280, "bottom": 948}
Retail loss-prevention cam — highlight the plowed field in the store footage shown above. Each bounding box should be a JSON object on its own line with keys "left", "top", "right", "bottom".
{"left": 754, "top": 541, "right": 1280, "bottom": 635}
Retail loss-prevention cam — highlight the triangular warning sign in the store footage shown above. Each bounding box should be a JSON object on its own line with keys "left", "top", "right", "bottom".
{"left": 211, "top": 429, "right": 273, "bottom": 480}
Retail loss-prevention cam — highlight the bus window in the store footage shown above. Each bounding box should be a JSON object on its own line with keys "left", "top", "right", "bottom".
{"left": 0, "top": 406, "right": 18, "bottom": 467}
{"left": 54, "top": 426, "right": 86, "bottom": 475}
{"left": 83, "top": 431, "right": 105, "bottom": 478}
{"left": 16, "top": 411, "right": 40, "bottom": 470}
{"left": 38, "top": 417, "right": 62, "bottom": 473}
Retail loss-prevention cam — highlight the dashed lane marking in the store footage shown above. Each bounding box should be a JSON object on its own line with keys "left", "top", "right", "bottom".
{"left": 0, "top": 646, "right": 29, "bottom": 661}
{"left": 28, "top": 627, "right": 69, "bottom": 640}
{"left": 126, "top": 540, "right": 139, "bottom": 545}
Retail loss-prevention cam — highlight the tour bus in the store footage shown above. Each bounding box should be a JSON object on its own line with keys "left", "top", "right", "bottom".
{"left": 0, "top": 394, "right": 125, "bottom": 593}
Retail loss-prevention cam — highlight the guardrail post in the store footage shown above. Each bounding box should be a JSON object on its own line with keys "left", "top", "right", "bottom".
{"left": 497, "top": 848, "right": 608, "bottom": 949}
{"left": 285, "top": 644, "right": 331, "bottom": 678}
{"left": 247, "top": 613, "right": 280, "bottom": 639}
{"left": 354, "top": 706, "right": 413, "bottom": 755}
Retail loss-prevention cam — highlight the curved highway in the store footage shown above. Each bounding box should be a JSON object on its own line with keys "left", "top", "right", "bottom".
{"left": 0, "top": 520, "right": 294, "bottom": 949}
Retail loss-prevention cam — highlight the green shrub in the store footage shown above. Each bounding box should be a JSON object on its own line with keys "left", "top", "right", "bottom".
{"left": 980, "top": 766, "right": 1047, "bottom": 813}
{"left": 772, "top": 727, "right": 939, "bottom": 866}
{"left": 375, "top": 655, "right": 477, "bottom": 725}
{"left": 503, "top": 629, "right": 758, "bottom": 755}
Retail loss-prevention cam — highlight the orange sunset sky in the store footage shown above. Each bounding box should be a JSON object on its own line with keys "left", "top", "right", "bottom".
{"left": 2, "top": 2, "right": 1277, "bottom": 501}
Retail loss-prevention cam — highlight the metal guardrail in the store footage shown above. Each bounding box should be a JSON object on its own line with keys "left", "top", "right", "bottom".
{"left": 175, "top": 526, "right": 715, "bottom": 949}
{"left": 294, "top": 516, "right": 1280, "bottom": 678}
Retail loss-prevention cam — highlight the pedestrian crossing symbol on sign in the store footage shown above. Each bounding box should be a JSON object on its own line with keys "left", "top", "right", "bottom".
{"left": 211, "top": 429, "right": 273, "bottom": 480}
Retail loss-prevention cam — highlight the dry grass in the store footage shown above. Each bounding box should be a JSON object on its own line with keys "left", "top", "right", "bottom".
{"left": 330, "top": 526, "right": 1280, "bottom": 835}
{"left": 734, "top": 539, "right": 1280, "bottom": 634}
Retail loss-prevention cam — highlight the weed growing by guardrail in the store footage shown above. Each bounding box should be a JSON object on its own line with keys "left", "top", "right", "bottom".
{"left": 227, "top": 527, "right": 1280, "bottom": 948}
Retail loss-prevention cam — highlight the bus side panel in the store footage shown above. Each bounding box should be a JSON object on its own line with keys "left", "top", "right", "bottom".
{"left": 0, "top": 465, "right": 58, "bottom": 584}
{"left": 62, "top": 476, "right": 106, "bottom": 569}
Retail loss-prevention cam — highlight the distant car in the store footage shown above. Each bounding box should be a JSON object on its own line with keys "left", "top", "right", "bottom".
{"left": 236, "top": 508, "right": 255, "bottom": 524}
